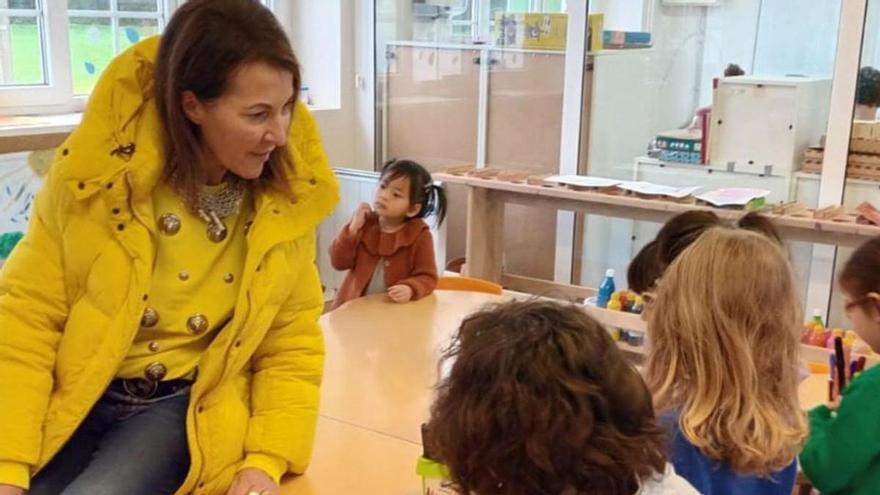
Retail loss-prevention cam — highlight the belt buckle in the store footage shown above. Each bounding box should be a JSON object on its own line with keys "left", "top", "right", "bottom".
{"left": 122, "top": 378, "right": 159, "bottom": 399}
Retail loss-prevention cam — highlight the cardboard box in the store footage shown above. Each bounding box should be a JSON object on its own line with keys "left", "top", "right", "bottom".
{"left": 603, "top": 30, "right": 652, "bottom": 48}
{"left": 495, "top": 12, "right": 567, "bottom": 50}
{"left": 588, "top": 13, "right": 604, "bottom": 51}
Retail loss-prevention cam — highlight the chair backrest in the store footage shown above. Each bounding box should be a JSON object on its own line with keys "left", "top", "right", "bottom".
{"left": 437, "top": 276, "right": 503, "bottom": 295}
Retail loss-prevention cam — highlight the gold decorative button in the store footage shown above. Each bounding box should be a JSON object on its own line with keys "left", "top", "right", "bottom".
{"left": 207, "top": 223, "right": 227, "bottom": 243}
{"left": 158, "top": 213, "right": 181, "bottom": 235}
{"left": 187, "top": 314, "right": 209, "bottom": 334}
{"left": 141, "top": 307, "right": 159, "bottom": 328}
{"left": 223, "top": 273, "right": 234, "bottom": 284}
{"left": 148, "top": 341, "right": 160, "bottom": 352}
{"left": 144, "top": 362, "right": 167, "bottom": 381}
{"left": 178, "top": 271, "right": 190, "bottom": 281}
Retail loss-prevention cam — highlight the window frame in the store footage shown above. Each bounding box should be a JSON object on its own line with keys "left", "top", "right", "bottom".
{"left": 0, "top": 0, "right": 73, "bottom": 109}
{"left": 0, "top": 0, "right": 274, "bottom": 115}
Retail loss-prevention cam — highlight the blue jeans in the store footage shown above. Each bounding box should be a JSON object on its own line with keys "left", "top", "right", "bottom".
{"left": 29, "top": 383, "right": 191, "bottom": 495}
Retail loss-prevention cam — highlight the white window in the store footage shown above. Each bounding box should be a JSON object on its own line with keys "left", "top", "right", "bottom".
{"left": 66, "top": 0, "right": 169, "bottom": 95}
{"left": 0, "top": 0, "right": 275, "bottom": 113}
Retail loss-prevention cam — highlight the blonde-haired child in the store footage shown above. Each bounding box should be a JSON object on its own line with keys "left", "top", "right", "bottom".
{"left": 800, "top": 236, "right": 880, "bottom": 494}
{"left": 644, "top": 227, "right": 807, "bottom": 495}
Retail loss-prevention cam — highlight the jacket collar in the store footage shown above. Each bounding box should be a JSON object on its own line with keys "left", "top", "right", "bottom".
{"left": 360, "top": 214, "right": 430, "bottom": 257}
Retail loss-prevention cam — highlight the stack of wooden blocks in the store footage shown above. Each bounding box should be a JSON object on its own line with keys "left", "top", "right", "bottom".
{"left": 802, "top": 120, "right": 880, "bottom": 180}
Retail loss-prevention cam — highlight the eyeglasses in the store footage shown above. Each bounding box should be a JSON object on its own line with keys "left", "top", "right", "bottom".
{"left": 845, "top": 295, "right": 874, "bottom": 311}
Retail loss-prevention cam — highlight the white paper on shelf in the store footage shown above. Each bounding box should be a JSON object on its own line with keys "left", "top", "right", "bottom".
{"left": 617, "top": 181, "right": 702, "bottom": 199}
{"left": 696, "top": 188, "right": 771, "bottom": 207}
{"left": 544, "top": 175, "right": 622, "bottom": 188}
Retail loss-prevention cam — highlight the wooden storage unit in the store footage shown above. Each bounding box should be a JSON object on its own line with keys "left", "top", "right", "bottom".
{"left": 382, "top": 42, "right": 565, "bottom": 279}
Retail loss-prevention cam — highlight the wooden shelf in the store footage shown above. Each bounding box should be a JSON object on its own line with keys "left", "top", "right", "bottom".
{"left": 437, "top": 171, "right": 880, "bottom": 248}
{"left": 0, "top": 113, "right": 81, "bottom": 154}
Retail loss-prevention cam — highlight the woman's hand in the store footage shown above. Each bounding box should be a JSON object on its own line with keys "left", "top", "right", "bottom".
{"left": 225, "top": 468, "right": 278, "bottom": 495}
{"left": 388, "top": 284, "right": 414, "bottom": 303}
{"left": 348, "top": 202, "right": 372, "bottom": 235}
{"left": 0, "top": 484, "right": 25, "bottom": 495}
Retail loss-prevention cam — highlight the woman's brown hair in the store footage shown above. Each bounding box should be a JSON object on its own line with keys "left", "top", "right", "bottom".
{"left": 427, "top": 300, "right": 666, "bottom": 495}
{"left": 154, "top": 0, "right": 301, "bottom": 203}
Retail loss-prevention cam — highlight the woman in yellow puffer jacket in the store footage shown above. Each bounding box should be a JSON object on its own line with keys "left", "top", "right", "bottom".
{"left": 0, "top": 1, "right": 338, "bottom": 494}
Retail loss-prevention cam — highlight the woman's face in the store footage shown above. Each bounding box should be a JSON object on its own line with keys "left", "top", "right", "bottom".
{"left": 182, "top": 60, "right": 295, "bottom": 184}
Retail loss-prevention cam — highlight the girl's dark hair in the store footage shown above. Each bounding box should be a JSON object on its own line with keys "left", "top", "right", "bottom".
{"left": 627, "top": 240, "right": 659, "bottom": 295}
{"left": 380, "top": 159, "right": 447, "bottom": 226}
{"left": 427, "top": 300, "right": 666, "bottom": 495}
{"left": 627, "top": 211, "right": 783, "bottom": 294}
{"left": 857, "top": 66, "right": 880, "bottom": 107}
{"left": 840, "top": 236, "right": 880, "bottom": 299}
{"left": 155, "top": 0, "right": 301, "bottom": 202}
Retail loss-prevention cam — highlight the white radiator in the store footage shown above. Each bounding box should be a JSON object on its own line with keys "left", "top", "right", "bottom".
{"left": 316, "top": 168, "right": 447, "bottom": 302}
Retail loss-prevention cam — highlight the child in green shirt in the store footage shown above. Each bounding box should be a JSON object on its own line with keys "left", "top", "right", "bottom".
{"left": 800, "top": 236, "right": 880, "bottom": 494}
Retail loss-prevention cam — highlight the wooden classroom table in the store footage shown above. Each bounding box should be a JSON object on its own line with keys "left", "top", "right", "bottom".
{"left": 282, "top": 290, "right": 505, "bottom": 494}
{"left": 280, "top": 290, "right": 829, "bottom": 494}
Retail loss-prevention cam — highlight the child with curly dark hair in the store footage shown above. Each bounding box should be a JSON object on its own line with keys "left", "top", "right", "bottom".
{"left": 426, "top": 300, "right": 699, "bottom": 495}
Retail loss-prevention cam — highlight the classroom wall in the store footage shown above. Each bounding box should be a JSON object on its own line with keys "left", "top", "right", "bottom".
{"left": 697, "top": 0, "right": 841, "bottom": 107}
{"left": 281, "top": 0, "right": 374, "bottom": 171}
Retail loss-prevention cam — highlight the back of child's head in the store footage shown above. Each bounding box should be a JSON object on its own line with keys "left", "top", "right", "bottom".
{"left": 627, "top": 211, "right": 723, "bottom": 295}
{"left": 427, "top": 300, "right": 666, "bottom": 495}
{"left": 380, "top": 159, "right": 447, "bottom": 225}
{"left": 627, "top": 240, "right": 660, "bottom": 294}
{"left": 644, "top": 227, "right": 806, "bottom": 475}
{"left": 840, "top": 235, "right": 880, "bottom": 297}
{"left": 627, "top": 211, "right": 783, "bottom": 294}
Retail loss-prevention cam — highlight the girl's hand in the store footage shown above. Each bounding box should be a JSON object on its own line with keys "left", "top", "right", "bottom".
{"left": 388, "top": 285, "right": 414, "bottom": 303}
{"left": 0, "top": 484, "right": 25, "bottom": 495}
{"left": 225, "top": 468, "right": 278, "bottom": 495}
{"left": 348, "top": 202, "right": 372, "bottom": 235}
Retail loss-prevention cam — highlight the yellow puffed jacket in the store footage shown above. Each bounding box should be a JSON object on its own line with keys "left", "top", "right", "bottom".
{"left": 0, "top": 36, "right": 339, "bottom": 494}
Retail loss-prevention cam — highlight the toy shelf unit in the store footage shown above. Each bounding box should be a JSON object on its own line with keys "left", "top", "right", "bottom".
{"left": 708, "top": 75, "right": 831, "bottom": 178}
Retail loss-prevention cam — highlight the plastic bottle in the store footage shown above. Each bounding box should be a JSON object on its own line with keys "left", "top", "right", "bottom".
{"left": 811, "top": 308, "right": 825, "bottom": 328}
{"left": 596, "top": 269, "right": 616, "bottom": 309}
{"left": 809, "top": 326, "right": 827, "bottom": 347}
{"left": 800, "top": 324, "right": 813, "bottom": 344}
{"left": 826, "top": 328, "right": 844, "bottom": 349}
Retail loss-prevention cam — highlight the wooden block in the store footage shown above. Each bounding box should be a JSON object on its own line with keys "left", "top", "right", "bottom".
{"left": 813, "top": 205, "right": 846, "bottom": 220}
{"left": 853, "top": 120, "right": 875, "bottom": 140}
{"left": 856, "top": 202, "right": 880, "bottom": 226}
{"left": 851, "top": 139, "right": 880, "bottom": 154}
{"left": 772, "top": 201, "right": 809, "bottom": 216}
{"left": 850, "top": 153, "right": 880, "bottom": 166}
{"left": 871, "top": 122, "right": 880, "bottom": 141}
{"left": 495, "top": 170, "right": 532, "bottom": 183}
{"left": 467, "top": 167, "right": 503, "bottom": 179}
{"left": 598, "top": 186, "right": 627, "bottom": 195}
{"left": 443, "top": 164, "right": 477, "bottom": 176}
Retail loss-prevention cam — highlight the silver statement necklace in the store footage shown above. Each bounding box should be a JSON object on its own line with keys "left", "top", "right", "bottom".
{"left": 194, "top": 175, "right": 246, "bottom": 243}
